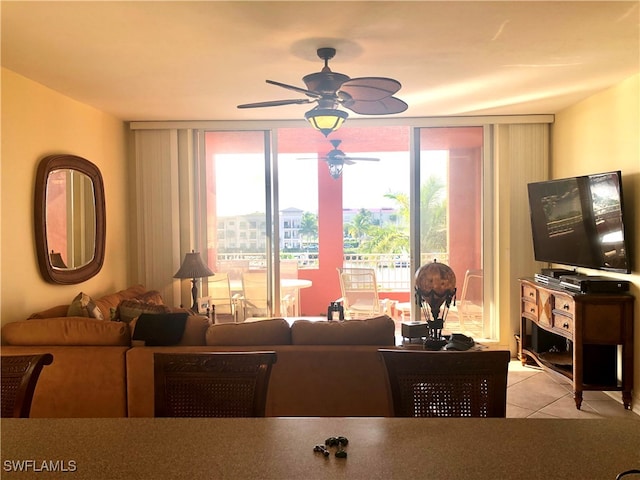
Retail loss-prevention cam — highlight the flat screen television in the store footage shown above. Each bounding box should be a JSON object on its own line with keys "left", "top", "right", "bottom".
{"left": 527, "top": 171, "right": 631, "bottom": 274}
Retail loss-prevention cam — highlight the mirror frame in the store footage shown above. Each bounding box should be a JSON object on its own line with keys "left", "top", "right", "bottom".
{"left": 34, "top": 154, "right": 106, "bottom": 284}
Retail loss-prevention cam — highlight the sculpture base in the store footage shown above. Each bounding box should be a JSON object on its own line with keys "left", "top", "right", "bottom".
{"left": 424, "top": 337, "right": 448, "bottom": 351}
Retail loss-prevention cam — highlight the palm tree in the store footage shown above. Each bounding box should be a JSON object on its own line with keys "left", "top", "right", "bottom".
{"left": 344, "top": 208, "right": 374, "bottom": 243}
{"left": 359, "top": 176, "right": 447, "bottom": 254}
{"left": 299, "top": 212, "right": 318, "bottom": 247}
{"left": 420, "top": 176, "right": 447, "bottom": 253}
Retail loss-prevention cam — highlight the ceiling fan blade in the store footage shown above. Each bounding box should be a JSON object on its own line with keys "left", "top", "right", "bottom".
{"left": 266, "top": 79, "right": 322, "bottom": 98}
{"left": 342, "top": 96, "right": 408, "bottom": 115}
{"left": 339, "top": 77, "right": 402, "bottom": 101}
{"left": 237, "top": 98, "right": 313, "bottom": 109}
{"left": 343, "top": 157, "right": 380, "bottom": 162}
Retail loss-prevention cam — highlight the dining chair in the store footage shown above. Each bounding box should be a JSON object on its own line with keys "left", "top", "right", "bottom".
{"left": 378, "top": 349, "right": 510, "bottom": 417}
{"left": 154, "top": 351, "right": 277, "bottom": 417}
{"left": 208, "top": 272, "right": 241, "bottom": 323}
{"left": 337, "top": 267, "right": 389, "bottom": 319}
{"left": 1, "top": 353, "right": 53, "bottom": 418}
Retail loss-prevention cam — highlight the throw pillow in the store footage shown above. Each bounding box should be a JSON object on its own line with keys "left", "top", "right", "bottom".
{"left": 117, "top": 299, "right": 171, "bottom": 324}
{"left": 134, "top": 290, "right": 164, "bottom": 305}
{"left": 67, "top": 292, "right": 104, "bottom": 320}
{"left": 129, "top": 313, "right": 210, "bottom": 346}
{"left": 131, "top": 312, "right": 188, "bottom": 346}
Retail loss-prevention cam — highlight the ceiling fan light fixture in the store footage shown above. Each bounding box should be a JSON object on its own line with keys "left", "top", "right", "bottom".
{"left": 304, "top": 108, "right": 348, "bottom": 137}
{"left": 328, "top": 162, "right": 344, "bottom": 179}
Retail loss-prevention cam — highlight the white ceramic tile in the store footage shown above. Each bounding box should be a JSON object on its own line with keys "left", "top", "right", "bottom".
{"left": 537, "top": 396, "right": 603, "bottom": 419}
{"left": 506, "top": 403, "right": 535, "bottom": 418}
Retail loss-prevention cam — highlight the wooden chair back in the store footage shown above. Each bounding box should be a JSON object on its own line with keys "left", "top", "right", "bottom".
{"left": 1, "top": 353, "right": 53, "bottom": 418}
{"left": 154, "top": 351, "right": 277, "bottom": 417}
{"left": 379, "top": 349, "right": 509, "bottom": 417}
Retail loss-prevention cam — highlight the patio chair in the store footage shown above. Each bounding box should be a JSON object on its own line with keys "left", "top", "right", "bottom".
{"left": 240, "top": 271, "right": 271, "bottom": 319}
{"left": 1, "top": 353, "right": 53, "bottom": 418}
{"left": 154, "top": 351, "right": 277, "bottom": 417}
{"left": 337, "top": 267, "right": 389, "bottom": 319}
{"left": 458, "top": 269, "right": 483, "bottom": 330}
{"left": 216, "top": 259, "right": 250, "bottom": 282}
{"left": 280, "top": 260, "right": 299, "bottom": 316}
{"left": 379, "top": 349, "right": 510, "bottom": 417}
{"left": 208, "top": 272, "right": 241, "bottom": 323}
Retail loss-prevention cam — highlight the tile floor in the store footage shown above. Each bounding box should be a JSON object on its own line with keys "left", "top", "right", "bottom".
{"left": 506, "top": 360, "right": 639, "bottom": 419}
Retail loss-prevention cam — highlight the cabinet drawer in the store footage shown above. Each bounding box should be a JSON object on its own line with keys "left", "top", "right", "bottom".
{"left": 522, "top": 284, "right": 538, "bottom": 303}
{"left": 554, "top": 294, "right": 575, "bottom": 318}
{"left": 521, "top": 300, "right": 538, "bottom": 319}
{"left": 553, "top": 313, "right": 574, "bottom": 336}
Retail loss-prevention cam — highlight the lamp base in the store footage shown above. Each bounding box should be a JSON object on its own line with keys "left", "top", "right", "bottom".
{"left": 190, "top": 278, "right": 198, "bottom": 312}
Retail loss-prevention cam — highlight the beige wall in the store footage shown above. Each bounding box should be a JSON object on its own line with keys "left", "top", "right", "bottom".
{"left": 1, "top": 68, "right": 130, "bottom": 327}
{"left": 552, "top": 73, "right": 640, "bottom": 413}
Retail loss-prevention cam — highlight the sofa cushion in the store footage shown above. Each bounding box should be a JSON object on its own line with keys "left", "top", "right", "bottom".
{"left": 206, "top": 318, "right": 291, "bottom": 346}
{"left": 26, "top": 285, "right": 149, "bottom": 320}
{"left": 1, "top": 318, "right": 131, "bottom": 346}
{"left": 28, "top": 304, "right": 70, "bottom": 319}
{"left": 291, "top": 316, "right": 396, "bottom": 345}
{"left": 67, "top": 292, "right": 104, "bottom": 320}
{"left": 129, "top": 313, "right": 209, "bottom": 346}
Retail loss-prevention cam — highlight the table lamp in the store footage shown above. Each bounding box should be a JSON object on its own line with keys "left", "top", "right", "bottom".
{"left": 174, "top": 250, "right": 215, "bottom": 311}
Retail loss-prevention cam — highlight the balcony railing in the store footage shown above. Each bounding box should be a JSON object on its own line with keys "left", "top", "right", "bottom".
{"left": 216, "top": 252, "right": 449, "bottom": 291}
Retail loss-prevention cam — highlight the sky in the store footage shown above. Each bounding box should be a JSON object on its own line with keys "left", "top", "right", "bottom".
{"left": 214, "top": 151, "right": 448, "bottom": 216}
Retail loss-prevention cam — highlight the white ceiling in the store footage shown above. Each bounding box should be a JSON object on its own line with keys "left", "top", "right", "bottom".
{"left": 2, "top": 1, "right": 638, "bottom": 122}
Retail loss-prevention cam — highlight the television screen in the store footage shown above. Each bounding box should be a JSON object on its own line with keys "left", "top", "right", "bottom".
{"left": 527, "top": 171, "right": 631, "bottom": 274}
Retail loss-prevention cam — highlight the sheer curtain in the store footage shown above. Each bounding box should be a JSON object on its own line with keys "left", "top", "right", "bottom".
{"left": 130, "top": 128, "right": 201, "bottom": 307}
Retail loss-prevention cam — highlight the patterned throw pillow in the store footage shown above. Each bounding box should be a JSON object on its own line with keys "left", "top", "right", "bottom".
{"left": 67, "top": 292, "right": 104, "bottom": 320}
{"left": 117, "top": 299, "right": 171, "bottom": 324}
{"left": 134, "top": 290, "right": 164, "bottom": 305}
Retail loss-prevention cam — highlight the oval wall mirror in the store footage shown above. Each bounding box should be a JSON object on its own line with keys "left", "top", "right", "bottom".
{"left": 34, "top": 154, "right": 106, "bottom": 284}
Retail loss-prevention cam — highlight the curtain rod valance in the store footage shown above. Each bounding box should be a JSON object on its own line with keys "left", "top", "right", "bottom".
{"left": 129, "top": 114, "right": 554, "bottom": 130}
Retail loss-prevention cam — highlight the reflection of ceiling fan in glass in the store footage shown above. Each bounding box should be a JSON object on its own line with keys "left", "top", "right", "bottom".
{"left": 237, "top": 47, "right": 407, "bottom": 136}
{"left": 300, "top": 139, "right": 379, "bottom": 179}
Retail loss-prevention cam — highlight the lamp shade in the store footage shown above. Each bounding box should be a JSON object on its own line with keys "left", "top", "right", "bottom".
{"left": 305, "top": 108, "right": 348, "bottom": 137}
{"left": 174, "top": 251, "right": 214, "bottom": 279}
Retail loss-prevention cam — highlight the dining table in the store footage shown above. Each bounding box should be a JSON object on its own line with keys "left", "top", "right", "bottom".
{"left": 230, "top": 278, "right": 313, "bottom": 317}
{"left": 2, "top": 417, "right": 638, "bottom": 479}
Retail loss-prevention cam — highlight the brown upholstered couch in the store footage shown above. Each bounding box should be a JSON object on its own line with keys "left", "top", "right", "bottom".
{"left": 1, "top": 286, "right": 399, "bottom": 418}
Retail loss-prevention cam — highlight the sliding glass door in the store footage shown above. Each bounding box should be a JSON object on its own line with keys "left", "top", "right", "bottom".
{"left": 418, "top": 127, "right": 486, "bottom": 338}
{"left": 201, "top": 125, "right": 490, "bottom": 338}
{"left": 204, "top": 131, "right": 270, "bottom": 319}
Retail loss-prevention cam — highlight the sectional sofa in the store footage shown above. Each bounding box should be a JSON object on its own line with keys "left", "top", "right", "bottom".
{"left": 1, "top": 285, "right": 399, "bottom": 418}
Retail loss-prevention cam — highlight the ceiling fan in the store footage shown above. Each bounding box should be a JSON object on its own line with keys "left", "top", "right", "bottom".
{"left": 300, "top": 139, "right": 380, "bottom": 179}
{"left": 237, "top": 47, "right": 407, "bottom": 136}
